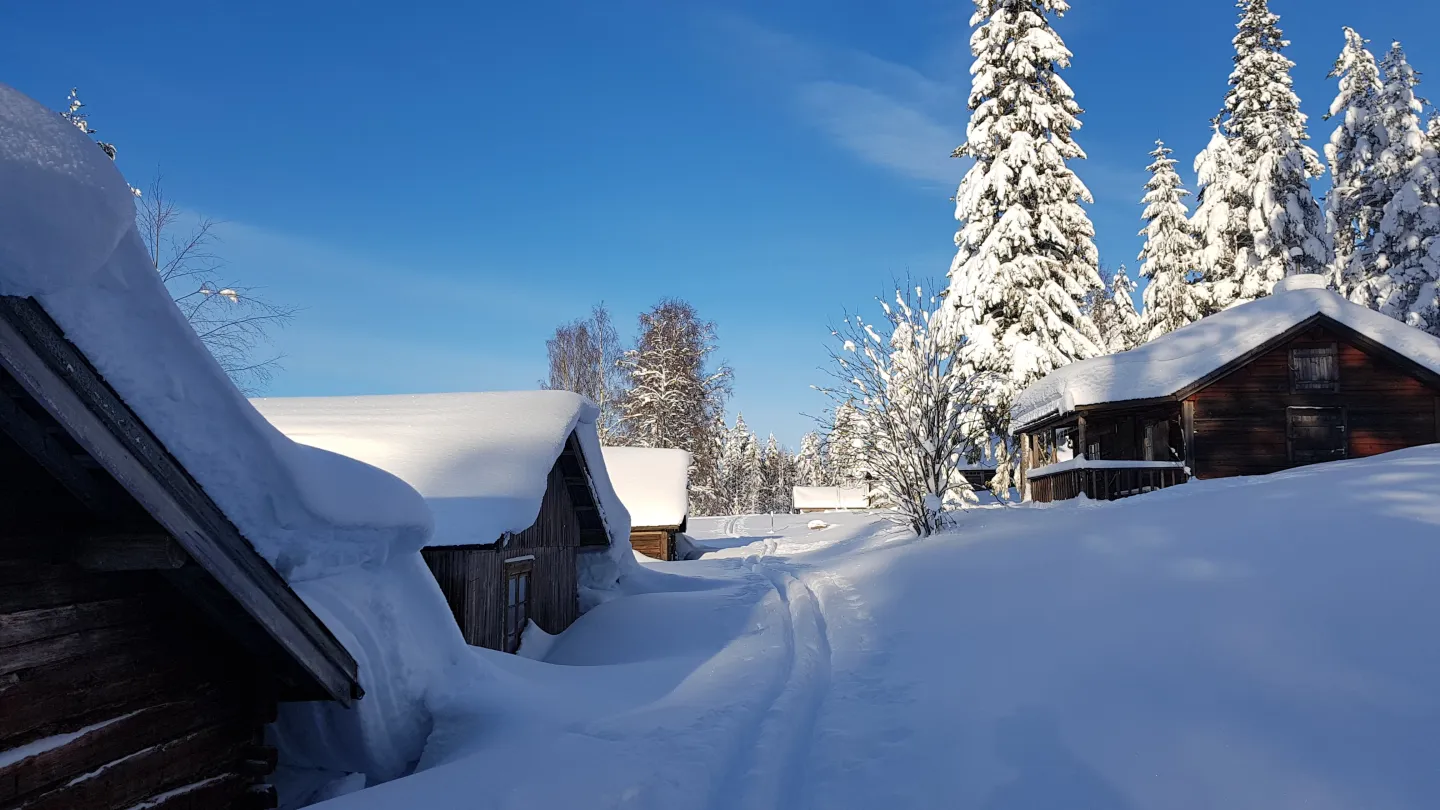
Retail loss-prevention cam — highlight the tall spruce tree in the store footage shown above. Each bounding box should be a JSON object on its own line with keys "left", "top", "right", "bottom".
{"left": 1324, "top": 28, "right": 1387, "bottom": 297}
{"left": 1364, "top": 43, "right": 1440, "bottom": 333}
{"left": 1200, "top": 0, "right": 1327, "bottom": 308}
{"left": 1139, "top": 141, "right": 1205, "bottom": 340}
{"left": 945, "top": 0, "right": 1103, "bottom": 476}
{"left": 1105, "top": 265, "right": 1142, "bottom": 353}
{"left": 794, "top": 432, "right": 827, "bottom": 487}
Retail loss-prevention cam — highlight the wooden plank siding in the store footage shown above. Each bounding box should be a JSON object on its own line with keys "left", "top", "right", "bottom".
{"left": 1189, "top": 325, "right": 1440, "bottom": 479}
{"left": 629, "top": 530, "right": 672, "bottom": 561}
{"left": 421, "top": 453, "right": 588, "bottom": 651}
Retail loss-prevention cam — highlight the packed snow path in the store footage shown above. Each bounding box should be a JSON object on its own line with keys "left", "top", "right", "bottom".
{"left": 317, "top": 447, "right": 1440, "bottom": 809}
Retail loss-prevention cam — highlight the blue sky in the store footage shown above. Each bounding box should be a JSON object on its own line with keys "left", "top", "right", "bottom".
{"left": 5, "top": 0, "right": 1439, "bottom": 446}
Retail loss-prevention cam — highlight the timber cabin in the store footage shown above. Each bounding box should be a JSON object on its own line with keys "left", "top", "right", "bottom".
{"left": 0, "top": 296, "right": 360, "bottom": 810}
{"left": 253, "top": 392, "right": 626, "bottom": 654}
{"left": 601, "top": 447, "right": 689, "bottom": 561}
{"left": 1012, "top": 275, "right": 1440, "bottom": 502}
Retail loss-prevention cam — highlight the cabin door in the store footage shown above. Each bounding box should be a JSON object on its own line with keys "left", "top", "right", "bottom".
{"left": 1287, "top": 407, "right": 1347, "bottom": 466}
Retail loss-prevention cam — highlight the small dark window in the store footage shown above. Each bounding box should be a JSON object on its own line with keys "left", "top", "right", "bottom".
{"left": 1290, "top": 345, "right": 1339, "bottom": 392}
{"left": 503, "top": 559, "right": 533, "bottom": 653}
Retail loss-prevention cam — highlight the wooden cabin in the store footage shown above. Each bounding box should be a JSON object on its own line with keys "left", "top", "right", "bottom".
{"left": 1013, "top": 276, "right": 1440, "bottom": 503}
{"left": 420, "top": 433, "right": 611, "bottom": 652}
{"left": 600, "top": 447, "right": 690, "bottom": 561}
{"left": 0, "top": 297, "right": 360, "bottom": 810}
{"left": 253, "top": 392, "right": 623, "bottom": 654}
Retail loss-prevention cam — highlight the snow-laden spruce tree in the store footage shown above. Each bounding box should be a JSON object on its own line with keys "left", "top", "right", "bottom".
{"left": 1139, "top": 141, "right": 1205, "bottom": 339}
{"left": 620, "top": 299, "right": 733, "bottom": 513}
{"left": 945, "top": 0, "right": 1104, "bottom": 489}
{"left": 1198, "top": 0, "right": 1327, "bottom": 308}
{"left": 1104, "top": 265, "right": 1142, "bottom": 353}
{"left": 821, "top": 287, "right": 993, "bottom": 536}
{"left": 794, "top": 431, "right": 828, "bottom": 487}
{"left": 1251, "top": 124, "right": 1333, "bottom": 279}
{"left": 825, "top": 401, "right": 868, "bottom": 487}
{"left": 758, "top": 435, "right": 795, "bottom": 513}
{"left": 1361, "top": 43, "right": 1440, "bottom": 333}
{"left": 1324, "top": 28, "right": 1387, "bottom": 297}
{"left": 711, "top": 414, "right": 761, "bottom": 516}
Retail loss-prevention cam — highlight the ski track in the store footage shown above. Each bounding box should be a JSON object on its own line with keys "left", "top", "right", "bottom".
{"left": 705, "top": 535, "right": 836, "bottom": 810}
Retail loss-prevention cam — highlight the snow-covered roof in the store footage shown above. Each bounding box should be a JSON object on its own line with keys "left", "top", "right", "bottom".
{"left": 601, "top": 447, "right": 689, "bottom": 529}
{"left": 0, "top": 84, "right": 431, "bottom": 583}
{"left": 793, "top": 486, "right": 871, "bottom": 510}
{"left": 253, "top": 391, "right": 632, "bottom": 549}
{"left": 1012, "top": 274, "right": 1440, "bottom": 431}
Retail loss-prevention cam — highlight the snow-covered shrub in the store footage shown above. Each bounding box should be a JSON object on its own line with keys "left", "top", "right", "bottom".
{"left": 819, "top": 285, "right": 994, "bottom": 536}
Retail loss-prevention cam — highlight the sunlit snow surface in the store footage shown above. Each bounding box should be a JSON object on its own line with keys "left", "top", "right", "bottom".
{"left": 315, "top": 446, "right": 1440, "bottom": 809}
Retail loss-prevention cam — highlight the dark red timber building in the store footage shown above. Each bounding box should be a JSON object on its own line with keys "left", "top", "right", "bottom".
{"left": 254, "top": 392, "right": 630, "bottom": 654}
{"left": 1013, "top": 275, "right": 1440, "bottom": 502}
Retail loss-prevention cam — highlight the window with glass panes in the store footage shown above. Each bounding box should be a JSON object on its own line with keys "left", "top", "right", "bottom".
{"left": 503, "top": 558, "right": 533, "bottom": 653}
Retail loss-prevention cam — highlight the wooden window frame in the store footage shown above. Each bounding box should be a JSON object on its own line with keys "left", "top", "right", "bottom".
{"left": 502, "top": 557, "right": 534, "bottom": 654}
{"left": 1290, "top": 344, "right": 1340, "bottom": 393}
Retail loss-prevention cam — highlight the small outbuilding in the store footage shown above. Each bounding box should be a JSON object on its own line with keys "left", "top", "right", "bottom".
{"left": 1012, "top": 275, "right": 1440, "bottom": 502}
{"left": 254, "top": 392, "right": 631, "bottom": 653}
{"left": 0, "top": 85, "right": 404, "bottom": 810}
{"left": 792, "top": 485, "right": 873, "bottom": 513}
{"left": 601, "top": 447, "right": 690, "bottom": 561}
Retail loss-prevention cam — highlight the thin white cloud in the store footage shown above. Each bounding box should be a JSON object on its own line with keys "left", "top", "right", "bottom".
{"left": 707, "top": 12, "right": 967, "bottom": 186}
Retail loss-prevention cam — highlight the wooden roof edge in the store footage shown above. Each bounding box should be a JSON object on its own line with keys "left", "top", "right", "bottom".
{"left": 0, "top": 296, "right": 360, "bottom": 706}
{"left": 558, "top": 430, "right": 611, "bottom": 546}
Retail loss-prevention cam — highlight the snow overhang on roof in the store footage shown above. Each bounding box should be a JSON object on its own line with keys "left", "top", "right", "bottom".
{"left": 600, "top": 446, "right": 690, "bottom": 529}
{"left": 253, "top": 391, "right": 632, "bottom": 549}
{"left": 1011, "top": 275, "right": 1440, "bottom": 433}
{"left": 792, "top": 486, "right": 871, "bottom": 510}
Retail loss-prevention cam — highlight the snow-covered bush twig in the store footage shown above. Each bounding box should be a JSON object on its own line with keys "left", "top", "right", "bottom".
{"left": 817, "top": 285, "right": 993, "bottom": 536}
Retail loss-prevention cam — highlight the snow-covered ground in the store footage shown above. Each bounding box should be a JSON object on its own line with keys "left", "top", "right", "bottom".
{"left": 320, "top": 446, "right": 1440, "bottom": 809}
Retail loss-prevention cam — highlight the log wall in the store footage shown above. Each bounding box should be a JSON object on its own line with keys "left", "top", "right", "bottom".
{"left": 0, "top": 547, "right": 275, "bottom": 810}
{"left": 628, "top": 530, "right": 672, "bottom": 561}
{"left": 1190, "top": 325, "right": 1440, "bottom": 478}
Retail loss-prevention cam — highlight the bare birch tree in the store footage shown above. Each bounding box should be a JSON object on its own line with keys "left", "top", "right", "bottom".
{"left": 137, "top": 177, "right": 295, "bottom": 394}
{"left": 541, "top": 304, "right": 630, "bottom": 443}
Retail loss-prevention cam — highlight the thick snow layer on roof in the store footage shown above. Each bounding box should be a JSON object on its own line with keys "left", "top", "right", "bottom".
{"left": 1013, "top": 276, "right": 1440, "bottom": 430}
{"left": 601, "top": 447, "right": 689, "bottom": 528}
{"left": 0, "top": 85, "right": 431, "bottom": 582}
{"left": 793, "top": 486, "right": 871, "bottom": 510}
{"left": 252, "top": 392, "right": 632, "bottom": 553}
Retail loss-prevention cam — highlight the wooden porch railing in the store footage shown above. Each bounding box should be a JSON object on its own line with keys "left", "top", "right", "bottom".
{"left": 1027, "top": 461, "right": 1188, "bottom": 503}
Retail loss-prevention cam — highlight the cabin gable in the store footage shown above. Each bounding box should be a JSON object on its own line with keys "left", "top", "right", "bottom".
{"left": 421, "top": 431, "right": 603, "bottom": 651}
{"left": 1188, "top": 322, "right": 1440, "bottom": 479}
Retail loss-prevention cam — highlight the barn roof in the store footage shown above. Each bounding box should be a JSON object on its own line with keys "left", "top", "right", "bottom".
{"left": 1012, "top": 275, "right": 1440, "bottom": 432}
{"left": 601, "top": 447, "right": 689, "bottom": 529}
{"left": 254, "top": 392, "right": 632, "bottom": 550}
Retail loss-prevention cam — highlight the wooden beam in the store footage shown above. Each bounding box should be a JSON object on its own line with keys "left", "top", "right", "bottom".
{"left": 0, "top": 384, "right": 114, "bottom": 514}
{"left": 1182, "top": 399, "right": 1196, "bottom": 475}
